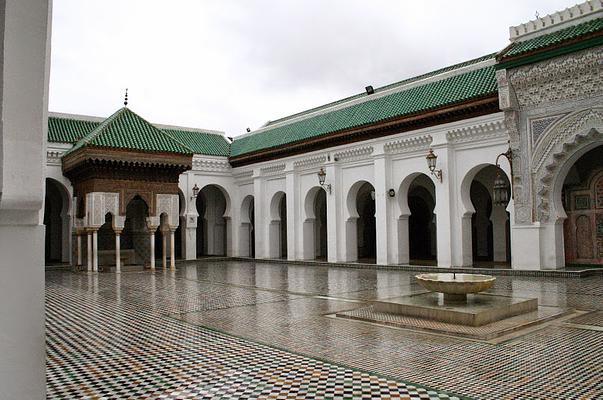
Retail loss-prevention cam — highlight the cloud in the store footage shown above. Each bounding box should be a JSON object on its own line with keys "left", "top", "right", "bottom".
{"left": 49, "top": 0, "right": 573, "bottom": 137}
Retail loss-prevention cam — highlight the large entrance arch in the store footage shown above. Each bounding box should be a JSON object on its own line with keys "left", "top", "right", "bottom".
{"left": 561, "top": 145, "right": 603, "bottom": 266}
{"left": 196, "top": 184, "right": 230, "bottom": 257}
{"left": 43, "top": 178, "right": 71, "bottom": 264}
{"left": 407, "top": 175, "right": 436, "bottom": 264}
{"left": 268, "top": 191, "right": 287, "bottom": 259}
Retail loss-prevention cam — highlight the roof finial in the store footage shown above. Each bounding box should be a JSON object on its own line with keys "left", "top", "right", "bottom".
{"left": 535, "top": 10, "right": 540, "bottom": 19}
{"left": 124, "top": 88, "right": 128, "bottom": 107}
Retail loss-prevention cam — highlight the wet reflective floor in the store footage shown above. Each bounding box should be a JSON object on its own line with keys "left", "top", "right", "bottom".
{"left": 46, "top": 261, "right": 603, "bottom": 399}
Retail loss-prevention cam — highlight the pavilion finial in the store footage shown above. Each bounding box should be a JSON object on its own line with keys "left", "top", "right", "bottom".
{"left": 124, "top": 88, "right": 128, "bottom": 107}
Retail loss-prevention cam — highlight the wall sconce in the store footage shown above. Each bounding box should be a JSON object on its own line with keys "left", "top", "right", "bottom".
{"left": 191, "top": 183, "right": 200, "bottom": 200}
{"left": 493, "top": 144, "right": 514, "bottom": 205}
{"left": 426, "top": 148, "right": 443, "bottom": 182}
{"left": 317, "top": 168, "right": 331, "bottom": 194}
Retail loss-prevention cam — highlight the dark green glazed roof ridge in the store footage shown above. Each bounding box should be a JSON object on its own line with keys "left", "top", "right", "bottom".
{"left": 48, "top": 116, "right": 101, "bottom": 143}
{"left": 498, "top": 17, "right": 603, "bottom": 60}
{"left": 230, "top": 64, "right": 497, "bottom": 157}
{"left": 264, "top": 53, "right": 496, "bottom": 128}
{"left": 162, "top": 128, "right": 230, "bottom": 157}
{"left": 66, "top": 108, "right": 194, "bottom": 155}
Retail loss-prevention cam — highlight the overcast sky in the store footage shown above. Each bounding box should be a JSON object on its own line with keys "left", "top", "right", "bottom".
{"left": 49, "top": 0, "right": 572, "bottom": 137}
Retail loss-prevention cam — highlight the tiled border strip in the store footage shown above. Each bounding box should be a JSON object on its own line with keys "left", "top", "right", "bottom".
{"left": 177, "top": 257, "right": 603, "bottom": 278}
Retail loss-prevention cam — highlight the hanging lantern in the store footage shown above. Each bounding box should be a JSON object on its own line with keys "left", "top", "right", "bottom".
{"left": 493, "top": 171, "right": 509, "bottom": 206}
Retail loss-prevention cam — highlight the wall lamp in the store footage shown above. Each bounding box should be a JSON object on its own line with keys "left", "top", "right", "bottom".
{"left": 426, "top": 148, "right": 443, "bottom": 182}
{"left": 493, "top": 145, "right": 514, "bottom": 206}
{"left": 317, "top": 168, "right": 332, "bottom": 194}
{"left": 191, "top": 183, "right": 200, "bottom": 200}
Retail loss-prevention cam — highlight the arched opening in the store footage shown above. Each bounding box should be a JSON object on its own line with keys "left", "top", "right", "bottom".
{"left": 468, "top": 165, "right": 511, "bottom": 267}
{"left": 268, "top": 191, "right": 287, "bottom": 259}
{"left": 302, "top": 187, "right": 327, "bottom": 260}
{"left": 43, "top": 178, "right": 70, "bottom": 264}
{"left": 196, "top": 184, "right": 229, "bottom": 257}
{"left": 240, "top": 195, "right": 255, "bottom": 258}
{"left": 561, "top": 145, "right": 603, "bottom": 266}
{"left": 355, "top": 182, "right": 376, "bottom": 263}
{"left": 314, "top": 189, "right": 327, "bottom": 260}
{"left": 122, "top": 195, "right": 149, "bottom": 266}
{"left": 175, "top": 190, "right": 185, "bottom": 259}
{"left": 97, "top": 212, "right": 116, "bottom": 267}
{"left": 407, "top": 175, "right": 437, "bottom": 264}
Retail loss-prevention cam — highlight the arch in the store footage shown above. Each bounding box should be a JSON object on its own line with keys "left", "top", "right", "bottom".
{"left": 268, "top": 191, "right": 287, "bottom": 258}
{"left": 301, "top": 186, "right": 327, "bottom": 260}
{"left": 344, "top": 181, "right": 375, "bottom": 263}
{"left": 560, "top": 145, "right": 603, "bottom": 266}
{"left": 122, "top": 195, "right": 150, "bottom": 266}
{"left": 239, "top": 195, "right": 255, "bottom": 257}
{"left": 176, "top": 190, "right": 185, "bottom": 259}
{"left": 460, "top": 164, "right": 511, "bottom": 266}
{"left": 533, "top": 108, "right": 603, "bottom": 222}
{"left": 43, "top": 178, "right": 72, "bottom": 264}
{"left": 196, "top": 184, "right": 230, "bottom": 256}
{"left": 395, "top": 173, "right": 436, "bottom": 264}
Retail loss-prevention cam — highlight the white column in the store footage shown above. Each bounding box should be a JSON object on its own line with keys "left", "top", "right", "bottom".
{"left": 491, "top": 205, "right": 508, "bottom": 262}
{"left": 92, "top": 229, "right": 98, "bottom": 272}
{"left": 253, "top": 172, "right": 268, "bottom": 258}
{"left": 285, "top": 167, "right": 297, "bottom": 260}
{"left": 87, "top": 231, "right": 92, "bottom": 272}
{"left": 184, "top": 214, "right": 197, "bottom": 260}
{"left": 170, "top": 229, "right": 176, "bottom": 269}
{"left": 325, "top": 162, "right": 339, "bottom": 263}
{"left": 374, "top": 151, "right": 394, "bottom": 265}
{"left": 115, "top": 231, "right": 121, "bottom": 273}
{"left": 432, "top": 146, "right": 455, "bottom": 268}
{"left": 162, "top": 229, "right": 167, "bottom": 269}
{"left": 150, "top": 231, "right": 156, "bottom": 270}
{"left": 77, "top": 233, "right": 82, "bottom": 266}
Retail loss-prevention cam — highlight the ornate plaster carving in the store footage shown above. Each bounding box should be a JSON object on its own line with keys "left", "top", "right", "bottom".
{"left": 384, "top": 135, "right": 432, "bottom": 154}
{"left": 192, "top": 157, "right": 231, "bottom": 172}
{"left": 509, "top": 48, "right": 603, "bottom": 108}
{"left": 534, "top": 108, "right": 603, "bottom": 222}
{"left": 530, "top": 115, "right": 566, "bottom": 146}
{"left": 85, "top": 192, "right": 121, "bottom": 228}
{"left": 260, "top": 163, "right": 286, "bottom": 175}
{"left": 47, "top": 150, "right": 64, "bottom": 166}
{"left": 446, "top": 120, "right": 506, "bottom": 144}
{"left": 293, "top": 154, "right": 327, "bottom": 169}
{"left": 333, "top": 145, "right": 373, "bottom": 162}
{"left": 155, "top": 193, "right": 180, "bottom": 229}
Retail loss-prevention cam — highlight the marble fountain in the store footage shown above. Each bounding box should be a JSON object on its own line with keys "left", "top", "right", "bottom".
{"left": 372, "top": 272, "right": 538, "bottom": 327}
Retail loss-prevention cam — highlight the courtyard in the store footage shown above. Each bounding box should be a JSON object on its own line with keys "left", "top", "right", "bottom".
{"left": 46, "top": 261, "right": 603, "bottom": 399}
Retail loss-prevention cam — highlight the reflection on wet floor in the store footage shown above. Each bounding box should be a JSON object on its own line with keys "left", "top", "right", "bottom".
{"left": 47, "top": 261, "right": 603, "bottom": 399}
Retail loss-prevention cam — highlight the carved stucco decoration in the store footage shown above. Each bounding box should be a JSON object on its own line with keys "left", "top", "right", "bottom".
{"left": 85, "top": 192, "right": 125, "bottom": 229}
{"left": 509, "top": 48, "right": 603, "bottom": 108}
{"left": 534, "top": 108, "right": 603, "bottom": 222}
{"left": 155, "top": 193, "right": 180, "bottom": 229}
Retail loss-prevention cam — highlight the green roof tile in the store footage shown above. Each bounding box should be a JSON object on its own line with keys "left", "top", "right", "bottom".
{"left": 162, "top": 128, "right": 230, "bottom": 156}
{"left": 230, "top": 63, "right": 497, "bottom": 157}
{"left": 48, "top": 116, "right": 100, "bottom": 143}
{"left": 67, "top": 108, "right": 193, "bottom": 155}
{"left": 499, "top": 17, "right": 603, "bottom": 60}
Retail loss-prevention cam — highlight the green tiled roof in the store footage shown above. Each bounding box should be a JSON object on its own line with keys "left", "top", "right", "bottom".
{"left": 67, "top": 108, "right": 193, "bottom": 155}
{"left": 48, "top": 116, "right": 101, "bottom": 143}
{"left": 231, "top": 63, "right": 497, "bottom": 157}
{"left": 499, "top": 17, "right": 603, "bottom": 60}
{"left": 264, "top": 53, "right": 496, "bottom": 128}
{"left": 162, "top": 128, "right": 230, "bottom": 157}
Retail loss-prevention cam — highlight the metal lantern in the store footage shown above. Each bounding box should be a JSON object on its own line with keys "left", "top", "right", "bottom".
{"left": 426, "top": 148, "right": 438, "bottom": 172}
{"left": 493, "top": 171, "right": 509, "bottom": 206}
{"left": 192, "top": 183, "right": 200, "bottom": 199}
{"left": 317, "top": 168, "right": 326, "bottom": 185}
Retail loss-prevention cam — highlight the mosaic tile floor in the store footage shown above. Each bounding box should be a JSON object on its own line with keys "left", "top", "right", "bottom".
{"left": 47, "top": 262, "right": 603, "bottom": 399}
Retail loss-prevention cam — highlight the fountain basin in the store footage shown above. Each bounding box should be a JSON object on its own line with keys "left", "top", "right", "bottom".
{"left": 416, "top": 273, "right": 495, "bottom": 303}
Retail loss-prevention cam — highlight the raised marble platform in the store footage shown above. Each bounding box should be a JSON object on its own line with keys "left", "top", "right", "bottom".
{"left": 372, "top": 292, "right": 538, "bottom": 326}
